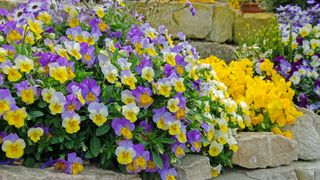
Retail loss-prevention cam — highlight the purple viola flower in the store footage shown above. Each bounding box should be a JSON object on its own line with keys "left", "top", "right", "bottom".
{"left": 111, "top": 118, "right": 135, "bottom": 139}
{"left": 159, "top": 167, "right": 177, "bottom": 180}
{"left": 171, "top": 140, "right": 186, "bottom": 158}
{"left": 174, "top": 55, "right": 187, "bottom": 76}
{"left": 80, "top": 43, "right": 95, "bottom": 67}
{"left": 298, "top": 93, "right": 309, "bottom": 108}
{"left": 192, "top": 79, "right": 202, "bottom": 91}
{"left": 177, "top": 32, "right": 186, "bottom": 41}
{"left": 65, "top": 152, "right": 84, "bottom": 174}
{"left": 175, "top": 93, "right": 186, "bottom": 110}
{"left": 133, "top": 144, "right": 150, "bottom": 170}
{"left": 187, "top": 129, "right": 202, "bottom": 152}
{"left": 131, "top": 86, "right": 153, "bottom": 109}
{"left": 64, "top": 94, "right": 83, "bottom": 112}
{"left": 152, "top": 107, "right": 175, "bottom": 129}
{"left": 139, "top": 120, "right": 153, "bottom": 133}
{"left": 80, "top": 78, "right": 101, "bottom": 104}
{"left": 126, "top": 25, "right": 144, "bottom": 44}
{"left": 164, "top": 64, "right": 174, "bottom": 77}
{"left": 54, "top": 159, "right": 68, "bottom": 172}
{"left": 134, "top": 55, "right": 152, "bottom": 74}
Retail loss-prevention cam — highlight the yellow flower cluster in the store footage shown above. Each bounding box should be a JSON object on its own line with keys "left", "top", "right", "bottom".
{"left": 200, "top": 56, "right": 302, "bottom": 138}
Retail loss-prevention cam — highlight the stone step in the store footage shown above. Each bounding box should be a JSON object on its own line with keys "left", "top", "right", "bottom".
{"left": 0, "top": 165, "right": 141, "bottom": 180}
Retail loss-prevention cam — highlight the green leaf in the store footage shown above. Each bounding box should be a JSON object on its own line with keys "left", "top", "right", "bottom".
{"left": 96, "top": 124, "right": 110, "bottom": 136}
{"left": 151, "top": 151, "right": 163, "bottom": 169}
{"left": 158, "top": 138, "right": 175, "bottom": 144}
{"left": 29, "top": 111, "right": 44, "bottom": 119}
{"left": 85, "top": 151, "right": 94, "bottom": 159}
{"left": 38, "top": 101, "right": 47, "bottom": 108}
{"left": 90, "top": 136, "right": 101, "bottom": 157}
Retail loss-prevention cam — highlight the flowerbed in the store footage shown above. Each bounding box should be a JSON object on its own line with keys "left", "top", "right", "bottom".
{"left": 237, "top": 2, "right": 320, "bottom": 115}
{"left": 201, "top": 56, "right": 302, "bottom": 137}
{"left": 0, "top": 0, "right": 247, "bottom": 179}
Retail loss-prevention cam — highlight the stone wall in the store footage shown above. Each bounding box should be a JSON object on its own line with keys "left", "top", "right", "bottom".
{"left": 142, "top": 1, "right": 276, "bottom": 60}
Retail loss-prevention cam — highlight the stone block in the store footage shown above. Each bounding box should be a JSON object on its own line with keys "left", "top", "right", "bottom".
{"left": 284, "top": 107, "right": 320, "bottom": 160}
{"left": 190, "top": 41, "right": 237, "bottom": 62}
{"left": 232, "top": 132, "right": 298, "bottom": 169}
{"left": 233, "top": 13, "right": 276, "bottom": 44}
{"left": 0, "top": 165, "right": 141, "bottom": 180}
{"left": 173, "top": 155, "right": 211, "bottom": 180}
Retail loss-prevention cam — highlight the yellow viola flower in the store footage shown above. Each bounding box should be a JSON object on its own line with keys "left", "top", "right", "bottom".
{"left": 208, "top": 141, "right": 223, "bottom": 157}
{"left": 27, "top": 18, "right": 44, "bottom": 39}
{"left": 62, "top": 111, "right": 81, "bottom": 134}
{"left": 122, "top": 103, "right": 140, "bottom": 123}
{"left": 3, "top": 108, "right": 28, "bottom": 128}
{"left": 1, "top": 134, "right": 25, "bottom": 159}
{"left": 28, "top": 127, "right": 44, "bottom": 143}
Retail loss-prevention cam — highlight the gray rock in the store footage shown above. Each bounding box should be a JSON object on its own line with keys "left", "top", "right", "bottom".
{"left": 292, "top": 160, "right": 320, "bottom": 180}
{"left": 173, "top": 155, "right": 211, "bottom": 180}
{"left": 284, "top": 107, "right": 320, "bottom": 160}
{"left": 232, "top": 132, "right": 298, "bottom": 169}
{"left": 215, "top": 166, "right": 297, "bottom": 180}
{"left": 0, "top": 165, "right": 141, "bottom": 180}
{"left": 189, "top": 41, "right": 237, "bottom": 62}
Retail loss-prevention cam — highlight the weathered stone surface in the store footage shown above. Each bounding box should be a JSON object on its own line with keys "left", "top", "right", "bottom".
{"left": 173, "top": 154, "right": 211, "bottom": 180}
{"left": 232, "top": 132, "right": 298, "bottom": 169}
{"left": 0, "top": 165, "right": 141, "bottom": 180}
{"left": 284, "top": 107, "right": 320, "bottom": 160}
{"left": 0, "top": 0, "right": 27, "bottom": 9}
{"left": 292, "top": 160, "right": 320, "bottom": 180}
{"left": 233, "top": 13, "right": 276, "bottom": 44}
{"left": 141, "top": 2, "right": 234, "bottom": 42}
{"left": 215, "top": 166, "right": 297, "bottom": 180}
{"left": 205, "top": 4, "right": 235, "bottom": 43}
{"left": 190, "top": 41, "right": 237, "bottom": 62}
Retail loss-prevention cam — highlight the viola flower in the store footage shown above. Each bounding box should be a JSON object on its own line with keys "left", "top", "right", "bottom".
{"left": 14, "top": 55, "right": 34, "bottom": 73}
{"left": 1, "top": 133, "right": 25, "bottom": 159}
{"left": 157, "top": 78, "right": 172, "bottom": 97}
{"left": 41, "top": 88, "right": 56, "bottom": 103}
{"left": 121, "top": 90, "right": 136, "bottom": 105}
{"left": 171, "top": 141, "right": 186, "bottom": 158}
{"left": 101, "top": 62, "right": 119, "bottom": 84}
{"left": 145, "top": 159, "right": 157, "bottom": 173}
{"left": 159, "top": 168, "right": 177, "bottom": 180}
{"left": 208, "top": 141, "right": 223, "bottom": 157}
{"left": 118, "top": 58, "right": 132, "bottom": 70}
{"left": 167, "top": 98, "right": 180, "bottom": 113}
{"left": 88, "top": 102, "right": 108, "bottom": 126}
{"left": 211, "top": 164, "right": 222, "bottom": 178}
{"left": 171, "top": 76, "right": 186, "bottom": 93}
{"left": 27, "top": 127, "right": 44, "bottom": 143}
{"left": 64, "top": 94, "right": 83, "bottom": 112}
{"left": 0, "top": 48, "right": 7, "bottom": 63}
{"left": 133, "top": 144, "right": 150, "bottom": 170}
{"left": 15, "top": 80, "right": 38, "bottom": 104}
{"left": 54, "top": 159, "right": 68, "bottom": 172}
{"left": 36, "top": 11, "right": 51, "bottom": 25}
{"left": 115, "top": 140, "right": 136, "bottom": 165}
{"left": 1, "top": 60, "right": 22, "bottom": 82}
{"left": 139, "top": 120, "right": 153, "bottom": 133}
{"left": 65, "top": 152, "right": 84, "bottom": 175}
{"left": 201, "top": 123, "right": 215, "bottom": 141}
{"left": 0, "top": 89, "right": 16, "bottom": 115}
{"left": 141, "top": 66, "right": 155, "bottom": 82}
{"left": 0, "top": 131, "right": 7, "bottom": 144}
{"left": 314, "top": 86, "right": 320, "bottom": 97}
{"left": 168, "top": 120, "right": 181, "bottom": 136}
{"left": 121, "top": 70, "right": 137, "bottom": 90}
{"left": 78, "top": 79, "right": 99, "bottom": 104}
{"left": 163, "top": 52, "right": 177, "bottom": 66}
{"left": 80, "top": 42, "right": 95, "bottom": 67}
{"left": 62, "top": 111, "right": 81, "bottom": 134}
{"left": 4, "top": 21, "right": 23, "bottom": 42}
{"left": 152, "top": 107, "right": 174, "bottom": 130}
{"left": 48, "top": 62, "right": 69, "bottom": 84}
{"left": 111, "top": 118, "right": 135, "bottom": 139}
{"left": 122, "top": 103, "right": 140, "bottom": 123}
{"left": 187, "top": 130, "right": 202, "bottom": 152}
{"left": 3, "top": 107, "right": 28, "bottom": 128}
{"left": 132, "top": 86, "right": 153, "bottom": 109}
{"left": 64, "top": 41, "right": 82, "bottom": 60}
{"left": 49, "top": 92, "right": 66, "bottom": 115}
